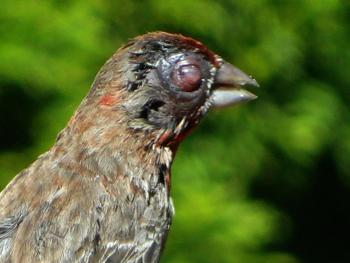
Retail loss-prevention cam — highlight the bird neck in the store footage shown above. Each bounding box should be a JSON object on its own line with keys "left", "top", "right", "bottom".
{"left": 49, "top": 106, "right": 174, "bottom": 192}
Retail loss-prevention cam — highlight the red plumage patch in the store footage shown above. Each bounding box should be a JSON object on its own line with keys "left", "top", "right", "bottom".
{"left": 101, "top": 94, "right": 117, "bottom": 105}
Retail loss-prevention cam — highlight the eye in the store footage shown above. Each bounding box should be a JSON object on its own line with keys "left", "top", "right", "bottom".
{"left": 172, "top": 57, "right": 202, "bottom": 92}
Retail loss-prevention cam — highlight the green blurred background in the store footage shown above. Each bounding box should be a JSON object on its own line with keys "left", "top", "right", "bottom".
{"left": 1, "top": 0, "right": 349, "bottom": 262}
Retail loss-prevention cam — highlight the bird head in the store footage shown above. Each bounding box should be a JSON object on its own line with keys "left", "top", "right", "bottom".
{"left": 72, "top": 32, "right": 259, "bottom": 154}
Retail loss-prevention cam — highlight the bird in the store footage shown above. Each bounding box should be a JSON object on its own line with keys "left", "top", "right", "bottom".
{"left": 0, "top": 32, "right": 259, "bottom": 263}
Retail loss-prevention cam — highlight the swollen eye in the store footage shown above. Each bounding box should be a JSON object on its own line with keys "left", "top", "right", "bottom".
{"left": 172, "top": 59, "right": 202, "bottom": 92}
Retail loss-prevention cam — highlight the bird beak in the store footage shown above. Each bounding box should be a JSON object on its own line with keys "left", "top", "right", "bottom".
{"left": 211, "top": 61, "right": 259, "bottom": 108}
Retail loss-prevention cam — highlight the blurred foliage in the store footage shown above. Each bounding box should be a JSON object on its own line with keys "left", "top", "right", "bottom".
{"left": 1, "top": 0, "right": 349, "bottom": 262}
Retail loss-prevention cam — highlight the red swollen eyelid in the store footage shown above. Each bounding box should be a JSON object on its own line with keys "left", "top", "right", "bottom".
{"left": 172, "top": 58, "right": 202, "bottom": 92}
{"left": 179, "top": 65, "right": 201, "bottom": 92}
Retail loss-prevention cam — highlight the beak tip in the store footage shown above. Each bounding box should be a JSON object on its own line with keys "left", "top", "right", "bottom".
{"left": 250, "top": 93, "right": 258, "bottom": 100}
{"left": 248, "top": 78, "right": 260, "bottom": 88}
{"left": 211, "top": 88, "right": 257, "bottom": 108}
{"left": 215, "top": 62, "right": 260, "bottom": 88}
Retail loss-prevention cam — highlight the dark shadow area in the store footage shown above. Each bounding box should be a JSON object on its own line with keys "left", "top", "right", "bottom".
{"left": 252, "top": 149, "right": 350, "bottom": 263}
{"left": 0, "top": 83, "right": 56, "bottom": 151}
